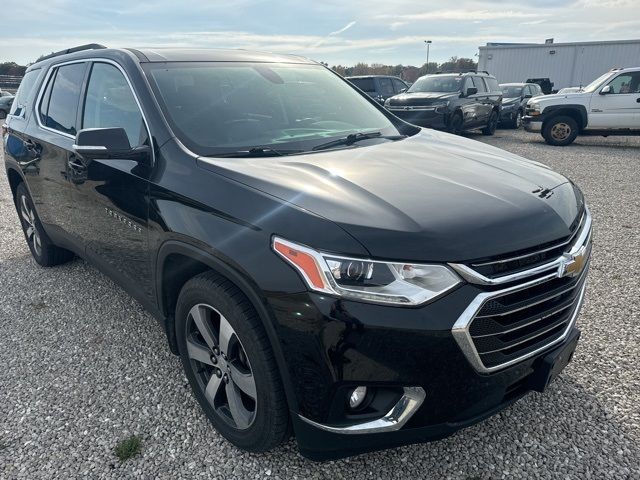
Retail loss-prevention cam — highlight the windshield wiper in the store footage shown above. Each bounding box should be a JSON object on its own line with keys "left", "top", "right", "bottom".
{"left": 214, "top": 146, "right": 303, "bottom": 158}
{"left": 311, "top": 131, "right": 406, "bottom": 152}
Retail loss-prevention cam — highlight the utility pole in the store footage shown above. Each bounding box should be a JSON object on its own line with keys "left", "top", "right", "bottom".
{"left": 424, "top": 40, "right": 432, "bottom": 73}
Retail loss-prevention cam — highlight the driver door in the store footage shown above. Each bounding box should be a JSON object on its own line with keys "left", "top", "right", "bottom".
{"left": 588, "top": 72, "right": 640, "bottom": 129}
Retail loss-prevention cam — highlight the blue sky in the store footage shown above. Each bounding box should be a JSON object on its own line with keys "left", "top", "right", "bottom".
{"left": 1, "top": 0, "right": 638, "bottom": 66}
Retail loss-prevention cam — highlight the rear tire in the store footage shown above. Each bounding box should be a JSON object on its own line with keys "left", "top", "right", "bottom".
{"left": 482, "top": 111, "right": 498, "bottom": 135}
{"left": 542, "top": 116, "right": 578, "bottom": 146}
{"left": 15, "top": 183, "right": 74, "bottom": 267}
{"left": 175, "top": 271, "right": 289, "bottom": 452}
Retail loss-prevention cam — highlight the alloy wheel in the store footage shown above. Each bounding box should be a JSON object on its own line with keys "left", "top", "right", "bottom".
{"left": 516, "top": 111, "right": 522, "bottom": 128}
{"left": 185, "top": 303, "right": 257, "bottom": 429}
{"left": 20, "top": 194, "right": 42, "bottom": 257}
{"left": 550, "top": 122, "right": 571, "bottom": 141}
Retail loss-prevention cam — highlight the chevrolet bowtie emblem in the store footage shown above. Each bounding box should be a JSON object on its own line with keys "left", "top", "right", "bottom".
{"left": 558, "top": 245, "right": 588, "bottom": 278}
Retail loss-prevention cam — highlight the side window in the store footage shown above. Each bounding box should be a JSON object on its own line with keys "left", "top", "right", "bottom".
{"left": 378, "top": 78, "right": 394, "bottom": 96}
{"left": 40, "top": 63, "right": 87, "bottom": 135}
{"left": 605, "top": 72, "right": 640, "bottom": 94}
{"left": 471, "top": 76, "right": 487, "bottom": 93}
{"left": 9, "top": 69, "right": 42, "bottom": 117}
{"left": 462, "top": 77, "right": 473, "bottom": 93}
{"left": 82, "top": 63, "right": 147, "bottom": 147}
{"left": 392, "top": 79, "right": 407, "bottom": 93}
{"left": 485, "top": 77, "right": 499, "bottom": 92}
{"left": 350, "top": 78, "right": 375, "bottom": 93}
{"left": 525, "top": 85, "right": 533, "bottom": 96}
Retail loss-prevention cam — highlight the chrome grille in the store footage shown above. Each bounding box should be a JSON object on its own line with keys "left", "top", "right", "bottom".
{"left": 451, "top": 208, "right": 592, "bottom": 373}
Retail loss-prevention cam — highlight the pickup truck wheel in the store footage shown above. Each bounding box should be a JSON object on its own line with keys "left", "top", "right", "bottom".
{"left": 175, "top": 271, "right": 289, "bottom": 452}
{"left": 542, "top": 116, "right": 578, "bottom": 146}
{"left": 448, "top": 113, "right": 463, "bottom": 135}
{"left": 15, "top": 183, "right": 74, "bottom": 267}
{"left": 512, "top": 110, "right": 523, "bottom": 129}
{"left": 482, "top": 111, "right": 498, "bottom": 135}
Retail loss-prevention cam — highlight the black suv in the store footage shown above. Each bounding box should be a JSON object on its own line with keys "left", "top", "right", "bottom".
{"left": 499, "top": 83, "right": 543, "bottom": 128}
{"left": 385, "top": 72, "right": 502, "bottom": 135}
{"left": 3, "top": 45, "right": 591, "bottom": 460}
{"left": 346, "top": 75, "right": 409, "bottom": 104}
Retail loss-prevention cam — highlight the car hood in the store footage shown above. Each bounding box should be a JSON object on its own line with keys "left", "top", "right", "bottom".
{"left": 534, "top": 92, "right": 589, "bottom": 105}
{"left": 388, "top": 92, "right": 456, "bottom": 106}
{"left": 197, "top": 130, "right": 583, "bottom": 262}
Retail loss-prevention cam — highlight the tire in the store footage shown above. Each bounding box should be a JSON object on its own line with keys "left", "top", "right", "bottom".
{"left": 0, "top": 109, "right": 7, "bottom": 120}
{"left": 542, "top": 115, "right": 579, "bottom": 146}
{"left": 482, "top": 110, "right": 498, "bottom": 135}
{"left": 448, "top": 112, "right": 463, "bottom": 135}
{"left": 175, "top": 271, "right": 289, "bottom": 452}
{"left": 511, "top": 110, "right": 523, "bottom": 129}
{"left": 15, "top": 182, "right": 74, "bottom": 267}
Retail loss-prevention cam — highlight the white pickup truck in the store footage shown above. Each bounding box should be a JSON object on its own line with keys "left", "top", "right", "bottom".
{"left": 523, "top": 67, "right": 640, "bottom": 146}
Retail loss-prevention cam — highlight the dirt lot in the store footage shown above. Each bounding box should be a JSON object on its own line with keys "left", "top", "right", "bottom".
{"left": 1, "top": 129, "right": 638, "bottom": 479}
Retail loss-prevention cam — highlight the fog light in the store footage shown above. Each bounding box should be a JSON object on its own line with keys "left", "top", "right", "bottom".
{"left": 348, "top": 386, "right": 367, "bottom": 409}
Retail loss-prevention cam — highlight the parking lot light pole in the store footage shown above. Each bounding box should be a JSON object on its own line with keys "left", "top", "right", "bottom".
{"left": 424, "top": 40, "right": 432, "bottom": 73}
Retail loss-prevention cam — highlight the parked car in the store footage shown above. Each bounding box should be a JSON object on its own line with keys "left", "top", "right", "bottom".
{"left": 4, "top": 45, "right": 591, "bottom": 460}
{"left": 0, "top": 91, "right": 14, "bottom": 119}
{"left": 385, "top": 71, "right": 502, "bottom": 135}
{"left": 524, "top": 67, "right": 640, "bottom": 145}
{"left": 498, "top": 83, "right": 543, "bottom": 128}
{"left": 526, "top": 77, "right": 554, "bottom": 95}
{"left": 558, "top": 87, "right": 583, "bottom": 94}
{"left": 346, "top": 75, "right": 409, "bottom": 104}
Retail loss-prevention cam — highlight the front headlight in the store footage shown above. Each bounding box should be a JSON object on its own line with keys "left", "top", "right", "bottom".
{"left": 273, "top": 237, "right": 461, "bottom": 305}
{"left": 527, "top": 102, "right": 541, "bottom": 115}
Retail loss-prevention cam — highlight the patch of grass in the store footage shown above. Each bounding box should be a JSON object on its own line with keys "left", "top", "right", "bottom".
{"left": 114, "top": 435, "right": 141, "bottom": 461}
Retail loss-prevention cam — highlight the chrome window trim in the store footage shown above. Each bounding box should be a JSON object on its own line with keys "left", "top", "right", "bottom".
{"left": 298, "top": 387, "right": 426, "bottom": 434}
{"left": 449, "top": 208, "right": 591, "bottom": 286}
{"left": 33, "top": 57, "right": 155, "bottom": 164}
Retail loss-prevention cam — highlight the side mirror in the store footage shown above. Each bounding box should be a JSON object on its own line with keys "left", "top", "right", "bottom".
{"left": 524, "top": 94, "right": 533, "bottom": 99}
{"left": 399, "top": 88, "right": 407, "bottom": 93}
{"left": 600, "top": 85, "right": 612, "bottom": 95}
{"left": 465, "top": 87, "right": 478, "bottom": 97}
{"left": 73, "top": 127, "right": 150, "bottom": 163}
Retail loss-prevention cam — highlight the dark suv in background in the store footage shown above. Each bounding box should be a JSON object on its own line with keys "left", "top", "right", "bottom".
{"left": 347, "top": 75, "right": 409, "bottom": 104}
{"left": 3, "top": 45, "right": 590, "bottom": 460}
{"left": 385, "top": 72, "right": 502, "bottom": 135}
{"left": 499, "top": 83, "right": 543, "bottom": 128}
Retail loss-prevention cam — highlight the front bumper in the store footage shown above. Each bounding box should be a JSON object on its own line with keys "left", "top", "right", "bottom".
{"left": 269, "top": 210, "right": 591, "bottom": 459}
{"left": 387, "top": 107, "right": 449, "bottom": 129}
{"left": 292, "top": 328, "right": 580, "bottom": 460}
{"left": 523, "top": 115, "right": 543, "bottom": 132}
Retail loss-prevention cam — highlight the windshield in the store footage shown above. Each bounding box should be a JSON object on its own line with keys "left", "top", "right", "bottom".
{"left": 582, "top": 72, "right": 615, "bottom": 93}
{"left": 500, "top": 86, "right": 523, "bottom": 98}
{"left": 408, "top": 75, "right": 462, "bottom": 93}
{"left": 144, "top": 62, "right": 401, "bottom": 156}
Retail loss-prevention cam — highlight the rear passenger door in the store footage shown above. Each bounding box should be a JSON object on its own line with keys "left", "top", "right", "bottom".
{"left": 28, "top": 61, "right": 88, "bottom": 246}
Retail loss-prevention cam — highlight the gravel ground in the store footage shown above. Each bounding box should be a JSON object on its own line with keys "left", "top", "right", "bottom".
{"left": 1, "top": 129, "right": 639, "bottom": 479}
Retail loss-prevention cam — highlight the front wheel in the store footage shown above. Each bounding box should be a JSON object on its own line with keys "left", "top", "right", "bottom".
{"left": 175, "top": 271, "right": 289, "bottom": 452}
{"left": 482, "top": 111, "right": 498, "bottom": 135}
{"left": 15, "top": 182, "right": 74, "bottom": 267}
{"left": 448, "top": 113, "right": 463, "bottom": 135}
{"left": 542, "top": 116, "right": 579, "bottom": 146}
{"left": 511, "top": 110, "right": 523, "bottom": 129}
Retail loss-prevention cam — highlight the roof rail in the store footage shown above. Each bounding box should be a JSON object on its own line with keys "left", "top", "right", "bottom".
{"left": 36, "top": 44, "right": 107, "bottom": 63}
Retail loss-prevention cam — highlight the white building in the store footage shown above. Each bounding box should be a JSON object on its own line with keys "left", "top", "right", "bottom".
{"left": 478, "top": 39, "right": 640, "bottom": 90}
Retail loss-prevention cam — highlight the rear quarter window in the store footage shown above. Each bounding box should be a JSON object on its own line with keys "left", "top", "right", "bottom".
{"left": 8, "top": 69, "right": 42, "bottom": 117}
